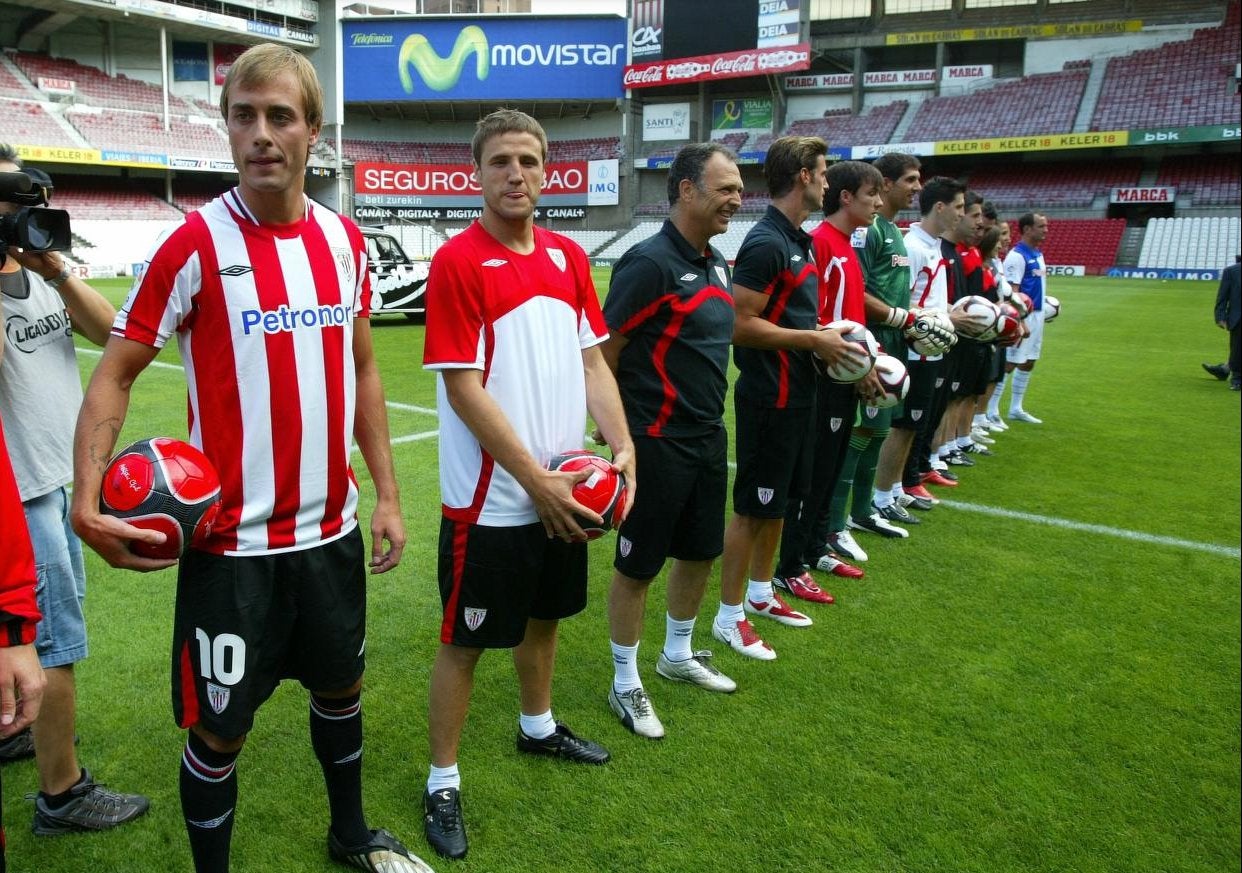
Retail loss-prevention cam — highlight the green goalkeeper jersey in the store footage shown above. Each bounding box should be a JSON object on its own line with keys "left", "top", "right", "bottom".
{"left": 858, "top": 212, "right": 911, "bottom": 354}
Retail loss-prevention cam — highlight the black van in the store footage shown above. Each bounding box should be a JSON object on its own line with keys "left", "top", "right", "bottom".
{"left": 361, "top": 227, "right": 432, "bottom": 320}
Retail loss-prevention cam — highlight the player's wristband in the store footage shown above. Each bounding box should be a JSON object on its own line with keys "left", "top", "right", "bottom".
{"left": 47, "top": 267, "right": 72, "bottom": 289}
{"left": 884, "top": 307, "right": 911, "bottom": 329}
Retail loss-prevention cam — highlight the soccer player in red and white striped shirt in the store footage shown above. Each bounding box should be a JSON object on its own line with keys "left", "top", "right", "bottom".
{"left": 69, "top": 44, "right": 427, "bottom": 873}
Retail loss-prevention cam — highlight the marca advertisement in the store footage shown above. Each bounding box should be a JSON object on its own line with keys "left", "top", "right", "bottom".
{"left": 354, "top": 160, "right": 620, "bottom": 208}
{"left": 624, "top": 43, "right": 811, "bottom": 89}
{"left": 343, "top": 17, "right": 627, "bottom": 102}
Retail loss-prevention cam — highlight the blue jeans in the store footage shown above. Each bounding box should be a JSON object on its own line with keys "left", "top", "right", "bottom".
{"left": 24, "top": 486, "right": 88, "bottom": 668}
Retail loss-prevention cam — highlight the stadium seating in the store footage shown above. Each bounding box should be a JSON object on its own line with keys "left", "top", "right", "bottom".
{"left": 1137, "top": 216, "right": 1242, "bottom": 270}
{"left": 711, "top": 132, "right": 749, "bottom": 153}
{"left": 66, "top": 110, "right": 230, "bottom": 158}
{"left": 11, "top": 51, "right": 199, "bottom": 116}
{"left": 0, "top": 57, "right": 37, "bottom": 100}
{"left": 785, "top": 102, "right": 908, "bottom": 148}
{"left": 1156, "top": 154, "right": 1242, "bottom": 207}
{"left": 341, "top": 137, "right": 622, "bottom": 165}
{"left": 1090, "top": 3, "right": 1240, "bottom": 131}
{"left": 547, "top": 229, "right": 619, "bottom": 256}
{"left": 967, "top": 160, "right": 1142, "bottom": 210}
{"left": 1007, "top": 217, "right": 1126, "bottom": 274}
{"left": 595, "top": 221, "right": 664, "bottom": 259}
{"left": 905, "top": 66, "right": 1088, "bottom": 141}
{"left": 1, "top": 98, "right": 82, "bottom": 148}
{"left": 379, "top": 224, "right": 447, "bottom": 259}
{"left": 72, "top": 218, "right": 182, "bottom": 268}
{"left": 52, "top": 180, "right": 183, "bottom": 220}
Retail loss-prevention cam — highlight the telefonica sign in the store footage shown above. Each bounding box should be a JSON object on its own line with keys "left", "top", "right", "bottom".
{"left": 343, "top": 17, "right": 626, "bottom": 101}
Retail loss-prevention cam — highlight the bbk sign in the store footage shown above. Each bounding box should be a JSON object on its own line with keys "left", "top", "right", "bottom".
{"left": 1110, "top": 186, "right": 1176, "bottom": 204}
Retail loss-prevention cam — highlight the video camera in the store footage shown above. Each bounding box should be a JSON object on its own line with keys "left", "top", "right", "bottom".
{"left": 0, "top": 170, "right": 71, "bottom": 252}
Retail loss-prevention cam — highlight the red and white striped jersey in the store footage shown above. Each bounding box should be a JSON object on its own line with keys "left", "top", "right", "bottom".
{"left": 423, "top": 222, "right": 607, "bottom": 527}
{"left": 112, "top": 189, "right": 371, "bottom": 556}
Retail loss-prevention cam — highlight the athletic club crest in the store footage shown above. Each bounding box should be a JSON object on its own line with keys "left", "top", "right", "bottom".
{"left": 206, "top": 682, "right": 230, "bottom": 714}
{"left": 714, "top": 265, "right": 728, "bottom": 287}
{"left": 332, "top": 247, "right": 355, "bottom": 285}
{"left": 619, "top": 536, "right": 633, "bottom": 557}
{"left": 830, "top": 417, "right": 843, "bottom": 432}
{"left": 464, "top": 607, "right": 487, "bottom": 632}
{"left": 951, "top": 381, "right": 960, "bottom": 391}
{"left": 935, "top": 378, "right": 945, "bottom": 389}
{"left": 547, "top": 248, "right": 567, "bottom": 272}
{"left": 911, "top": 409, "right": 923, "bottom": 421}
{"left": 757, "top": 487, "right": 774, "bottom": 505}
{"left": 866, "top": 407, "right": 878, "bottom": 418}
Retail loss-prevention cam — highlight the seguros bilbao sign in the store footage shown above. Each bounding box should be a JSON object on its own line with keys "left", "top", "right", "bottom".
{"left": 355, "top": 160, "right": 619, "bottom": 207}
{"left": 343, "top": 17, "right": 626, "bottom": 101}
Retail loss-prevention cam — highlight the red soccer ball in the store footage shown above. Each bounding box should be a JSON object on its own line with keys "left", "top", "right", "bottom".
{"left": 546, "top": 450, "right": 628, "bottom": 540}
{"left": 99, "top": 437, "right": 222, "bottom": 559}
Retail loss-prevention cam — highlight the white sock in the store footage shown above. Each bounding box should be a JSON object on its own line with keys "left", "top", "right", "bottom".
{"left": 874, "top": 486, "right": 894, "bottom": 509}
{"left": 716, "top": 601, "right": 744, "bottom": 628}
{"left": 891, "top": 484, "right": 906, "bottom": 503}
{"left": 663, "top": 615, "right": 695, "bottom": 662}
{"left": 1010, "top": 370, "right": 1031, "bottom": 412}
{"left": 988, "top": 376, "right": 1006, "bottom": 416}
{"left": 955, "top": 435, "right": 972, "bottom": 450}
{"left": 427, "top": 763, "right": 461, "bottom": 793}
{"left": 519, "top": 709, "right": 556, "bottom": 740}
{"left": 747, "top": 577, "right": 774, "bottom": 604}
{"left": 610, "top": 640, "right": 642, "bottom": 693}
{"left": 972, "top": 414, "right": 988, "bottom": 428}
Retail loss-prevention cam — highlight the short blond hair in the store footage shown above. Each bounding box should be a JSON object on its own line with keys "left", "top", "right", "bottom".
{"left": 472, "top": 109, "right": 548, "bottom": 166}
{"left": 220, "top": 43, "right": 323, "bottom": 130}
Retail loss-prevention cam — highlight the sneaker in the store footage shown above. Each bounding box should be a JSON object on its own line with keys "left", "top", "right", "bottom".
{"left": 904, "top": 484, "right": 940, "bottom": 506}
{"left": 332, "top": 826, "right": 435, "bottom": 872}
{"left": 969, "top": 428, "right": 995, "bottom": 445}
{"left": 848, "top": 513, "right": 909, "bottom": 539}
{"left": 876, "top": 502, "right": 920, "bottom": 526}
{"left": 423, "top": 788, "right": 468, "bottom": 860}
{"left": 813, "top": 553, "right": 864, "bottom": 579}
{"left": 745, "top": 591, "right": 813, "bottom": 627}
{"left": 0, "top": 727, "right": 34, "bottom": 763}
{"left": 656, "top": 651, "right": 737, "bottom": 693}
{"left": 773, "top": 570, "right": 835, "bottom": 604}
{"left": 921, "top": 470, "right": 959, "bottom": 488}
{"left": 712, "top": 618, "right": 776, "bottom": 661}
{"left": 962, "top": 443, "right": 993, "bottom": 457}
{"left": 608, "top": 686, "right": 665, "bottom": 739}
{"left": 826, "top": 529, "right": 868, "bottom": 562}
{"left": 31, "top": 770, "right": 149, "bottom": 835}
{"left": 1008, "top": 409, "right": 1042, "bottom": 424}
{"left": 986, "top": 413, "right": 1009, "bottom": 431}
{"left": 517, "top": 722, "right": 610, "bottom": 764}
{"left": 943, "top": 449, "right": 975, "bottom": 467}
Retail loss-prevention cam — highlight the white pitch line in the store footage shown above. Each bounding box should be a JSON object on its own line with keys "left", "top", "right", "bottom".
{"left": 939, "top": 499, "right": 1241, "bottom": 560}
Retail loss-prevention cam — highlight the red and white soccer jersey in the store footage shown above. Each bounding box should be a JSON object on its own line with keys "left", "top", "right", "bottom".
{"left": 811, "top": 221, "right": 867, "bottom": 326}
{"left": 423, "top": 222, "right": 607, "bottom": 528}
{"left": 903, "top": 222, "right": 948, "bottom": 362}
{"left": 112, "top": 189, "right": 370, "bottom": 556}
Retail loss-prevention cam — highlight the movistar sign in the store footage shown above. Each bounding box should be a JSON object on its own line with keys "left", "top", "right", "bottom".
{"left": 344, "top": 17, "right": 627, "bottom": 101}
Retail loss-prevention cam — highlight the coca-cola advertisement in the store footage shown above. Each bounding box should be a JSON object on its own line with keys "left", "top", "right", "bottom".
{"left": 623, "top": 43, "right": 811, "bottom": 89}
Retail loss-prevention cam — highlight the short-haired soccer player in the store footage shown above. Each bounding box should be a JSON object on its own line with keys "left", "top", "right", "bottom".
{"left": 992, "top": 211, "right": 1050, "bottom": 424}
{"left": 420, "top": 109, "right": 634, "bottom": 858}
{"left": 773, "top": 160, "right": 886, "bottom": 589}
{"left": 712, "top": 136, "right": 863, "bottom": 660}
{"left": 70, "top": 44, "right": 426, "bottom": 873}
{"left": 599, "top": 142, "right": 743, "bottom": 739}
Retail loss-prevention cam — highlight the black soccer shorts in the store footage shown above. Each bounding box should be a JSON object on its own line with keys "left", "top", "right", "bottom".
{"left": 437, "top": 518, "right": 587, "bottom": 648}
{"left": 172, "top": 527, "right": 366, "bottom": 739}
{"left": 732, "top": 399, "right": 815, "bottom": 519}
{"left": 613, "top": 428, "right": 727, "bottom": 581}
{"left": 893, "top": 357, "right": 943, "bottom": 431}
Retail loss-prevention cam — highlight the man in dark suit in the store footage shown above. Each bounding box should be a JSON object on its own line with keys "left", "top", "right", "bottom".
{"left": 1202, "top": 256, "right": 1241, "bottom": 390}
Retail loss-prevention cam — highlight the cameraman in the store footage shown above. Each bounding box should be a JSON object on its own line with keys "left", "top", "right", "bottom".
{"left": 0, "top": 145, "right": 149, "bottom": 834}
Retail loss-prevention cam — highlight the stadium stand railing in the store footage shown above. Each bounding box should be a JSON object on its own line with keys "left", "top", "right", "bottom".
{"left": 1090, "top": 2, "right": 1241, "bottom": 131}
{"left": 904, "top": 65, "right": 1089, "bottom": 141}
{"left": 1137, "top": 216, "right": 1242, "bottom": 270}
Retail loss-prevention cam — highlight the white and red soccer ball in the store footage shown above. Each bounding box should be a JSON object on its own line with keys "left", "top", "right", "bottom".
{"left": 99, "top": 437, "right": 222, "bottom": 559}
{"left": 996, "top": 301, "right": 1024, "bottom": 345}
{"left": 816, "top": 320, "right": 879, "bottom": 383}
{"left": 1044, "top": 295, "right": 1061, "bottom": 322}
{"left": 951, "top": 295, "right": 1002, "bottom": 340}
{"left": 546, "top": 450, "right": 627, "bottom": 540}
{"left": 869, "top": 354, "right": 910, "bottom": 409}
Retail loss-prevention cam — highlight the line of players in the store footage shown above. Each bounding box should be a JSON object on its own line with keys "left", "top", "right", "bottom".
{"left": 596, "top": 140, "right": 1055, "bottom": 743}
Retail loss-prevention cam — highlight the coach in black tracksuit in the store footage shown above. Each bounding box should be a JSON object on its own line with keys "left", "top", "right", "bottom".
{"left": 599, "top": 143, "right": 743, "bottom": 739}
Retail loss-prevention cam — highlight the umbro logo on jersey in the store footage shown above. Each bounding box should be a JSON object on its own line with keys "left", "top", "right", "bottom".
{"left": 464, "top": 607, "right": 487, "bottom": 631}
{"left": 679, "top": 272, "right": 697, "bottom": 282}
{"left": 218, "top": 265, "right": 254, "bottom": 277}
{"left": 791, "top": 255, "right": 802, "bottom": 262}
{"left": 481, "top": 258, "right": 508, "bottom": 268}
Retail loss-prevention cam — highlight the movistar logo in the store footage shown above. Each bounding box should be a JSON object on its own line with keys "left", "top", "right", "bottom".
{"left": 400, "top": 25, "right": 489, "bottom": 93}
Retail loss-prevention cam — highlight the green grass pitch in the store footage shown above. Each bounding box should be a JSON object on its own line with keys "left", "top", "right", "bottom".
{"left": 2, "top": 272, "right": 1238, "bottom": 873}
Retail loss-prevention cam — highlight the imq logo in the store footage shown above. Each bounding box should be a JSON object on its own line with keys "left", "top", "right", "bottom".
{"left": 400, "top": 25, "right": 490, "bottom": 93}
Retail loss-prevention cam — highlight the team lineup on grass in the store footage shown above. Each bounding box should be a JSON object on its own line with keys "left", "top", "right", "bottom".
{"left": 1, "top": 41, "right": 1238, "bottom": 873}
